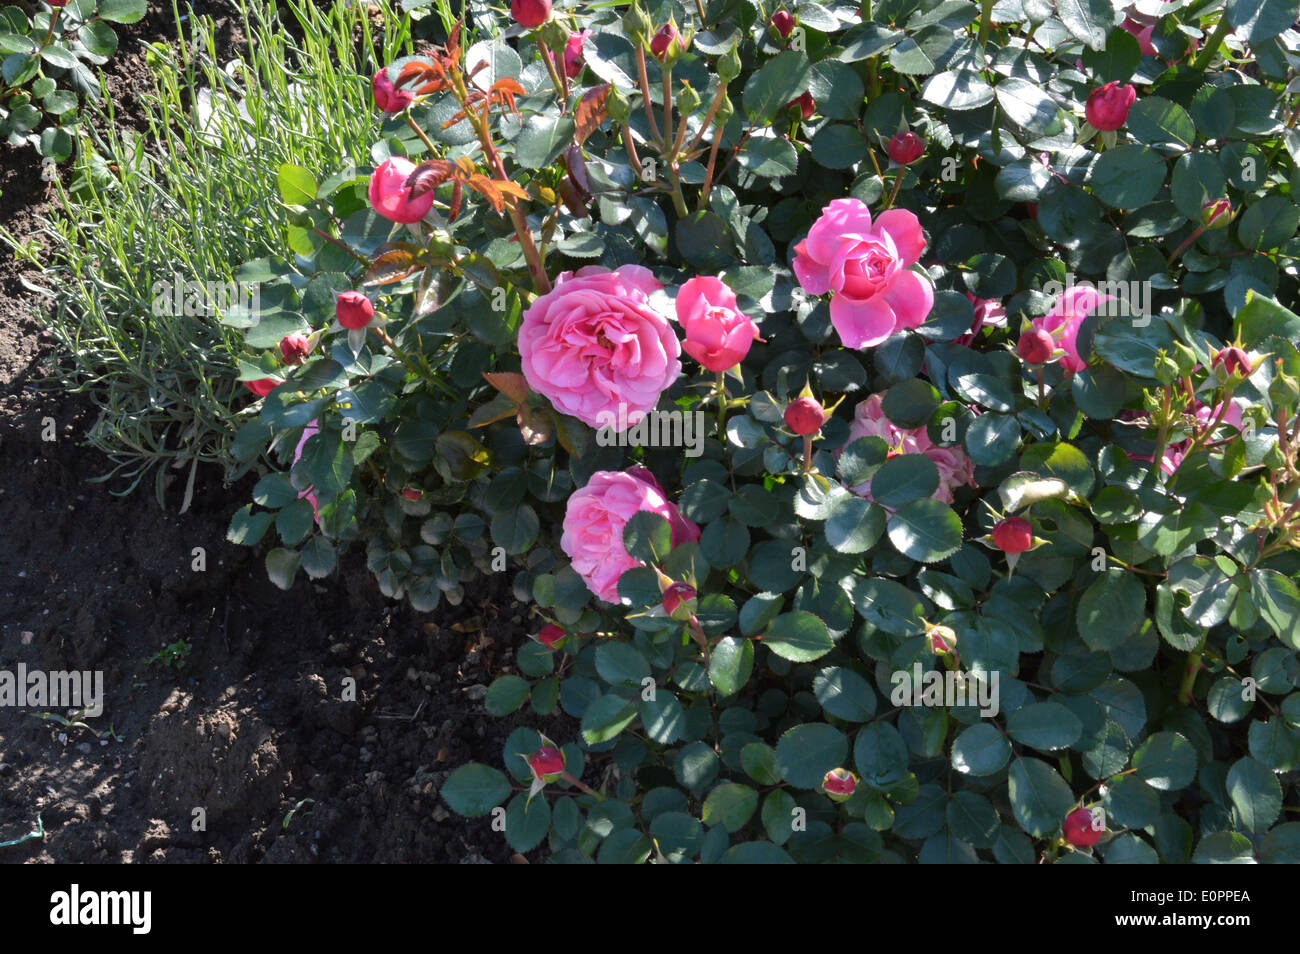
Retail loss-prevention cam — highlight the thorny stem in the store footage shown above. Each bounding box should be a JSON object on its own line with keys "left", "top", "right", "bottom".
{"left": 699, "top": 127, "right": 725, "bottom": 209}
{"left": 536, "top": 38, "right": 570, "bottom": 110}
{"left": 636, "top": 46, "right": 663, "bottom": 147}
{"left": 40, "top": 7, "right": 61, "bottom": 48}
{"left": 404, "top": 112, "right": 439, "bottom": 156}
{"left": 684, "top": 83, "right": 728, "bottom": 157}
{"left": 312, "top": 228, "right": 370, "bottom": 267}
{"left": 801, "top": 435, "right": 814, "bottom": 473}
{"left": 561, "top": 771, "right": 605, "bottom": 801}
{"left": 1167, "top": 224, "right": 1206, "bottom": 265}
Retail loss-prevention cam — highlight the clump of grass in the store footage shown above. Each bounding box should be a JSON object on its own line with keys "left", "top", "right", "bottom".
{"left": 8, "top": 0, "right": 414, "bottom": 508}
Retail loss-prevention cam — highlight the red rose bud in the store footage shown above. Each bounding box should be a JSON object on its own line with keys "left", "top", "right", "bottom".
{"left": 1084, "top": 81, "right": 1136, "bottom": 131}
{"left": 1201, "top": 198, "right": 1233, "bottom": 230}
{"left": 527, "top": 746, "right": 565, "bottom": 781}
{"left": 537, "top": 624, "right": 567, "bottom": 649}
{"left": 1212, "top": 346, "right": 1251, "bottom": 377}
{"left": 510, "top": 0, "right": 552, "bottom": 28}
{"left": 822, "top": 768, "right": 858, "bottom": 801}
{"left": 48, "top": 0, "right": 70, "bottom": 5}
{"left": 785, "top": 90, "right": 814, "bottom": 120}
{"left": 992, "top": 516, "right": 1033, "bottom": 554}
{"left": 650, "top": 21, "right": 680, "bottom": 61}
{"left": 784, "top": 395, "right": 825, "bottom": 435}
{"left": 1017, "top": 328, "right": 1055, "bottom": 365}
{"left": 771, "top": 9, "right": 795, "bottom": 37}
{"left": 372, "top": 69, "right": 415, "bottom": 114}
{"left": 401, "top": 486, "right": 423, "bottom": 502}
{"left": 1064, "top": 807, "right": 1105, "bottom": 848}
{"left": 336, "top": 291, "right": 375, "bottom": 330}
{"left": 243, "top": 378, "right": 277, "bottom": 397}
{"left": 887, "top": 131, "right": 925, "bottom": 165}
{"left": 927, "top": 624, "right": 957, "bottom": 656}
{"left": 662, "top": 581, "right": 697, "bottom": 619}
{"left": 279, "top": 332, "right": 312, "bottom": 365}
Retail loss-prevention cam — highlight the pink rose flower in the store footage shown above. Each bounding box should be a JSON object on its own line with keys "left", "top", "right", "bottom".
{"left": 1032, "top": 285, "right": 1111, "bottom": 375}
{"left": 372, "top": 68, "right": 415, "bottom": 114}
{"left": 1121, "top": 17, "right": 1156, "bottom": 55}
{"left": 519, "top": 265, "right": 681, "bottom": 429}
{"left": 562, "top": 30, "right": 591, "bottom": 79}
{"left": 956, "top": 292, "right": 1007, "bottom": 344}
{"left": 842, "top": 394, "right": 975, "bottom": 504}
{"left": 292, "top": 419, "right": 321, "bottom": 525}
{"left": 1128, "top": 399, "right": 1243, "bottom": 474}
{"left": 792, "top": 198, "right": 933, "bottom": 350}
{"left": 675, "top": 275, "right": 761, "bottom": 372}
{"left": 1085, "top": 82, "right": 1136, "bottom": 131}
{"left": 561, "top": 468, "right": 700, "bottom": 603}
{"left": 368, "top": 156, "right": 434, "bottom": 224}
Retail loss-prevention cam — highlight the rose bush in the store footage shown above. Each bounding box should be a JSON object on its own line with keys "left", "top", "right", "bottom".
{"left": 224, "top": 0, "right": 1300, "bottom": 863}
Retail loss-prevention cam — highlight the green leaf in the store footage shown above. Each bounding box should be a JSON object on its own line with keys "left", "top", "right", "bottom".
{"left": 441, "top": 763, "right": 512, "bottom": 817}
{"left": 775, "top": 723, "right": 848, "bottom": 789}
{"left": 870, "top": 454, "right": 939, "bottom": 506}
{"left": 921, "top": 69, "right": 994, "bottom": 110}
{"left": 1057, "top": 0, "right": 1113, "bottom": 50}
{"left": 854, "top": 722, "right": 910, "bottom": 789}
{"left": 227, "top": 506, "right": 272, "bottom": 546}
{"left": 1238, "top": 195, "right": 1300, "bottom": 251}
{"left": 1192, "top": 830, "right": 1256, "bottom": 863}
{"left": 1131, "top": 732, "right": 1198, "bottom": 791}
{"left": 595, "top": 642, "right": 651, "bottom": 689}
{"left": 299, "top": 536, "right": 337, "bottom": 579}
{"left": 995, "top": 78, "right": 1059, "bottom": 134}
{"left": 277, "top": 163, "right": 316, "bottom": 205}
{"left": 763, "top": 611, "right": 834, "bottom": 662}
{"left": 514, "top": 113, "right": 576, "bottom": 170}
{"left": 824, "top": 495, "right": 885, "bottom": 553}
{"left": 504, "top": 794, "right": 550, "bottom": 852}
{"left": 702, "top": 783, "right": 760, "bottom": 832}
{"left": 580, "top": 693, "right": 639, "bottom": 744}
{"left": 812, "top": 667, "right": 877, "bottom": 722}
{"left": 1234, "top": 293, "right": 1300, "bottom": 349}
{"left": 98, "top": 0, "right": 148, "bottom": 22}
{"left": 886, "top": 498, "right": 963, "bottom": 563}
{"left": 1077, "top": 569, "right": 1145, "bottom": 650}
{"left": 1226, "top": 756, "right": 1283, "bottom": 833}
{"left": 952, "top": 723, "right": 1011, "bottom": 777}
{"left": 1006, "top": 702, "right": 1083, "bottom": 752}
{"left": 1089, "top": 145, "right": 1167, "bottom": 210}
{"left": 623, "top": 510, "right": 672, "bottom": 566}
{"left": 640, "top": 692, "right": 686, "bottom": 744}
{"left": 1226, "top": 0, "right": 1300, "bottom": 42}
{"left": 744, "top": 50, "right": 813, "bottom": 123}
{"left": 709, "top": 637, "right": 755, "bottom": 696}
{"left": 1007, "top": 758, "right": 1075, "bottom": 837}
{"left": 1126, "top": 97, "right": 1196, "bottom": 150}
{"left": 1250, "top": 569, "right": 1300, "bottom": 650}
{"left": 265, "top": 548, "right": 300, "bottom": 591}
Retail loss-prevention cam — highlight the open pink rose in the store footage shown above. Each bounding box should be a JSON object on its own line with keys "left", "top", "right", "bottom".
{"left": 561, "top": 468, "right": 700, "bottom": 603}
{"left": 1033, "top": 285, "right": 1110, "bottom": 375}
{"left": 519, "top": 265, "right": 681, "bottom": 429}
{"left": 956, "top": 292, "right": 1007, "bottom": 344}
{"left": 368, "top": 156, "right": 434, "bottom": 224}
{"left": 842, "top": 394, "right": 975, "bottom": 504}
{"left": 675, "top": 275, "right": 761, "bottom": 372}
{"left": 793, "top": 198, "right": 933, "bottom": 350}
{"left": 292, "top": 419, "right": 321, "bottom": 525}
{"left": 562, "top": 30, "right": 591, "bottom": 78}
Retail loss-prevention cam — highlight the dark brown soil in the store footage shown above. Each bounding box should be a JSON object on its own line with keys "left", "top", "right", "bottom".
{"left": 0, "top": 1, "right": 562, "bottom": 864}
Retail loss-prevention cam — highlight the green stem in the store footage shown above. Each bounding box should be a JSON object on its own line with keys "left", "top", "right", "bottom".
{"left": 1192, "top": 15, "right": 1234, "bottom": 71}
{"left": 561, "top": 771, "right": 605, "bottom": 801}
{"left": 716, "top": 370, "right": 728, "bottom": 441}
{"left": 1177, "top": 642, "right": 1206, "bottom": 706}
{"left": 977, "top": 0, "right": 994, "bottom": 48}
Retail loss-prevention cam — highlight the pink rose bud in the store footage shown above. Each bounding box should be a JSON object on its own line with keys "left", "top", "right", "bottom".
{"left": 771, "top": 9, "right": 795, "bottom": 37}
{"left": 48, "top": 0, "right": 70, "bottom": 5}
{"left": 1212, "top": 346, "right": 1251, "bottom": 377}
{"left": 1017, "top": 328, "right": 1055, "bottom": 365}
{"left": 537, "top": 624, "right": 567, "bottom": 649}
{"left": 243, "top": 378, "right": 278, "bottom": 397}
{"left": 787, "top": 90, "right": 815, "bottom": 120}
{"left": 1085, "top": 81, "right": 1136, "bottom": 131}
{"left": 337, "top": 291, "right": 375, "bottom": 330}
{"left": 563, "top": 30, "right": 591, "bottom": 79}
{"left": 927, "top": 624, "right": 957, "bottom": 655}
{"left": 372, "top": 69, "right": 415, "bottom": 114}
{"left": 676, "top": 275, "right": 761, "bottom": 372}
{"left": 662, "top": 581, "right": 697, "bottom": 619}
{"left": 823, "top": 768, "right": 858, "bottom": 801}
{"left": 992, "top": 516, "right": 1033, "bottom": 554}
{"left": 279, "top": 332, "right": 312, "bottom": 365}
{"left": 1064, "top": 807, "right": 1105, "bottom": 847}
{"left": 528, "top": 746, "right": 565, "bottom": 781}
{"left": 1201, "top": 198, "right": 1233, "bottom": 229}
{"left": 650, "top": 21, "right": 680, "bottom": 61}
{"left": 368, "top": 156, "right": 434, "bottom": 224}
{"left": 510, "top": 0, "right": 552, "bottom": 28}
{"left": 785, "top": 396, "right": 826, "bottom": 435}
{"left": 887, "top": 131, "right": 924, "bottom": 165}
{"left": 402, "top": 486, "right": 423, "bottom": 501}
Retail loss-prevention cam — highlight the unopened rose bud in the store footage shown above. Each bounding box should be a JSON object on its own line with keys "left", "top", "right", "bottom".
{"left": 623, "top": 1, "right": 652, "bottom": 45}
{"left": 1212, "top": 346, "right": 1251, "bottom": 378}
{"left": 662, "top": 581, "right": 697, "bottom": 619}
{"left": 786, "top": 90, "right": 814, "bottom": 121}
{"left": 1154, "top": 351, "right": 1179, "bottom": 385}
{"left": 715, "top": 92, "right": 734, "bottom": 126}
{"left": 1201, "top": 198, "right": 1233, "bottom": 230}
{"left": 1017, "top": 328, "right": 1055, "bottom": 365}
{"left": 337, "top": 291, "right": 375, "bottom": 330}
{"left": 887, "top": 130, "right": 924, "bottom": 165}
{"left": 1269, "top": 370, "right": 1300, "bottom": 409}
{"left": 822, "top": 767, "right": 858, "bottom": 801}
{"left": 650, "top": 20, "right": 681, "bottom": 61}
{"left": 784, "top": 395, "right": 825, "bottom": 435}
{"left": 402, "top": 486, "right": 422, "bottom": 501}
{"left": 510, "top": 0, "right": 551, "bottom": 28}
{"left": 528, "top": 746, "right": 565, "bottom": 781}
{"left": 243, "top": 378, "right": 278, "bottom": 397}
{"left": 676, "top": 81, "right": 701, "bottom": 115}
{"left": 1084, "top": 81, "right": 1136, "bottom": 131}
{"left": 606, "top": 84, "right": 631, "bottom": 123}
{"left": 1171, "top": 341, "right": 1198, "bottom": 377}
{"left": 372, "top": 69, "right": 415, "bottom": 114}
{"left": 1064, "top": 807, "right": 1105, "bottom": 847}
{"left": 991, "top": 516, "right": 1033, "bottom": 554}
{"left": 718, "top": 44, "right": 741, "bottom": 83}
{"left": 771, "top": 9, "right": 796, "bottom": 38}
{"left": 279, "top": 332, "right": 312, "bottom": 365}
{"left": 537, "top": 623, "right": 567, "bottom": 649}
{"left": 927, "top": 624, "right": 957, "bottom": 655}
